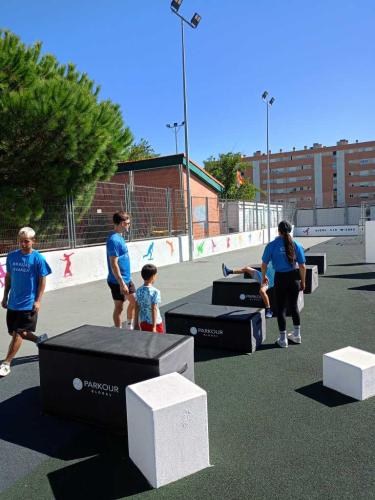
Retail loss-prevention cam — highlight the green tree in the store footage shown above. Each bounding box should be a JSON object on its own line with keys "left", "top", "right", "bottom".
{"left": 204, "top": 152, "right": 257, "bottom": 201}
{"left": 0, "top": 30, "right": 133, "bottom": 225}
{"left": 127, "top": 138, "right": 159, "bottom": 161}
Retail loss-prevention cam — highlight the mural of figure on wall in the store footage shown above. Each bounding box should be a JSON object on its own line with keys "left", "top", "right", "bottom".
{"left": 226, "top": 237, "right": 231, "bottom": 249}
{"left": 61, "top": 252, "right": 74, "bottom": 277}
{"left": 248, "top": 233, "right": 252, "bottom": 243}
{"left": 166, "top": 240, "right": 174, "bottom": 256}
{"left": 143, "top": 242, "right": 155, "bottom": 260}
{"left": 211, "top": 240, "right": 217, "bottom": 252}
{"left": 303, "top": 227, "right": 310, "bottom": 236}
{"left": 196, "top": 241, "right": 205, "bottom": 255}
{"left": 0, "top": 262, "right": 6, "bottom": 288}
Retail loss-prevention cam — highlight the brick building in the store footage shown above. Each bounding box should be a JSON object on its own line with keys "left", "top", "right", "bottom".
{"left": 113, "top": 154, "right": 224, "bottom": 238}
{"left": 242, "top": 139, "right": 375, "bottom": 208}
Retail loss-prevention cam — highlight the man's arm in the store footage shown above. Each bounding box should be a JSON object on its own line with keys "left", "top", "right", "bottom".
{"left": 109, "top": 256, "right": 128, "bottom": 295}
{"left": 1, "top": 273, "right": 11, "bottom": 308}
{"left": 33, "top": 276, "right": 47, "bottom": 312}
{"left": 298, "top": 263, "right": 306, "bottom": 291}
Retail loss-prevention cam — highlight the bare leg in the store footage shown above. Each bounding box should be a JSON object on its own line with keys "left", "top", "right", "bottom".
{"left": 126, "top": 294, "right": 136, "bottom": 322}
{"left": 260, "top": 287, "right": 270, "bottom": 308}
{"left": 113, "top": 300, "right": 124, "bottom": 328}
{"left": 5, "top": 332, "right": 23, "bottom": 364}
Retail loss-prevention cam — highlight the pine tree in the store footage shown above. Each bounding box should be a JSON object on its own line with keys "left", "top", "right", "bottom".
{"left": 0, "top": 30, "right": 133, "bottom": 225}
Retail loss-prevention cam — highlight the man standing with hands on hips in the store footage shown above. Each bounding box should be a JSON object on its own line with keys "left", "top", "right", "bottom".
{"left": 106, "top": 211, "right": 136, "bottom": 329}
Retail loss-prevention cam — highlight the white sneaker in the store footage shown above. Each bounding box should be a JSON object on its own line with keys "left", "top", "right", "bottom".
{"left": 276, "top": 337, "right": 288, "bottom": 348}
{"left": 124, "top": 321, "right": 134, "bottom": 331}
{"left": 0, "top": 362, "right": 11, "bottom": 377}
{"left": 288, "top": 332, "right": 302, "bottom": 344}
{"left": 36, "top": 333, "right": 49, "bottom": 345}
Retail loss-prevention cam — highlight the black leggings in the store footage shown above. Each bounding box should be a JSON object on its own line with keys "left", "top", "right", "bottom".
{"left": 274, "top": 271, "right": 300, "bottom": 331}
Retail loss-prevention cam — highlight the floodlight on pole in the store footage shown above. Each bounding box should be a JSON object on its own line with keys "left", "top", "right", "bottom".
{"left": 262, "top": 90, "right": 276, "bottom": 243}
{"left": 170, "top": 1, "right": 202, "bottom": 262}
{"left": 166, "top": 121, "right": 185, "bottom": 154}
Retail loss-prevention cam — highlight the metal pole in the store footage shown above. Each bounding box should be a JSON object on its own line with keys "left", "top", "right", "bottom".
{"left": 174, "top": 127, "right": 178, "bottom": 154}
{"left": 266, "top": 101, "right": 271, "bottom": 242}
{"left": 181, "top": 18, "right": 194, "bottom": 261}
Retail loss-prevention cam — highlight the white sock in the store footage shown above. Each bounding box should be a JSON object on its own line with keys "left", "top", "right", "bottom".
{"left": 293, "top": 326, "right": 301, "bottom": 337}
{"left": 279, "top": 331, "right": 287, "bottom": 341}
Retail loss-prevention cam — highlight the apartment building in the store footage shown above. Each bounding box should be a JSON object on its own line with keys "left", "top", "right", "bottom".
{"left": 242, "top": 139, "right": 375, "bottom": 208}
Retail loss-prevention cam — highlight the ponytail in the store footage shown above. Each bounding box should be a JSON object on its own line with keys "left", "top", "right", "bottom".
{"left": 278, "top": 220, "right": 295, "bottom": 264}
{"left": 283, "top": 232, "right": 296, "bottom": 264}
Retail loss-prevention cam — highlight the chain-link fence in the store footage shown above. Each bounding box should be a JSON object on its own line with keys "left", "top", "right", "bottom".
{"left": 191, "top": 197, "right": 295, "bottom": 239}
{"left": 0, "top": 182, "right": 186, "bottom": 255}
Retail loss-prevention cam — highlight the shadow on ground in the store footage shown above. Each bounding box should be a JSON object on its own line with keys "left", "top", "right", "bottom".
{"left": 322, "top": 272, "right": 375, "bottom": 280}
{"left": 0, "top": 385, "right": 150, "bottom": 497}
{"left": 295, "top": 381, "right": 357, "bottom": 408}
{"left": 348, "top": 284, "right": 375, "bottom": 292}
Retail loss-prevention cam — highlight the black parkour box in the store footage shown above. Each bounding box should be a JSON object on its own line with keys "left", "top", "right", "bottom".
{"left": 39, "top": 325, "right": 194, "bottom": 432}
{"left": 305, "top": 253, "right": 327, "bottom": 274}
{"left": 212, "top": 277, "right": 304, "bottom": 315}
{"left": 164, "top": 303, "right": 265, "bottom": 353}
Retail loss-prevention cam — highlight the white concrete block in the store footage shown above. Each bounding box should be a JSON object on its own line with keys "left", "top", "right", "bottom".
{"left": 126, "top": 372, "right": 210, "bottom": 488}
{"left": 323, "top": 346, "right": 375, "bottom": 400}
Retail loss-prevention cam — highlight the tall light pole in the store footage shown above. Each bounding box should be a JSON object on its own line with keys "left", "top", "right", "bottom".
{"left": 262, "top": 91, "right": 275, "bottom": 242}
{"left": 170, "top": 0, "right": 201, "bottom": 261}
{"left": 166, "top": 121, "right": 185, "bottom": 154}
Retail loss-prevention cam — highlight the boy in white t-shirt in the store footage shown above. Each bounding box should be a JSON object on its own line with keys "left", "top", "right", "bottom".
{"left": 134, "top": 264, "right": 164, "bottom": 333}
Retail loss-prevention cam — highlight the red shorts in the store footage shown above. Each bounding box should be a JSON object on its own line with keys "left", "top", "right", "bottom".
{"left": 140, "top": 322, "right": 164, "bottom": 334}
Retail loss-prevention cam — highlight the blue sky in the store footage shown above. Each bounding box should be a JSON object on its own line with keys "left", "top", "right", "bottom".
{"left": 1, "top": 0, "right": 374, "bottom": 165}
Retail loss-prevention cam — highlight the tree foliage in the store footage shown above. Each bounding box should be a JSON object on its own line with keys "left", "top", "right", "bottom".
{"left": 0, "top": 30, "right": 133, "bottom": 225}
{"left": 127, "top": 138, "right": 159, "bottom": 161}
{"left": 204, "top": 152, "right": 257, "bottom": 201}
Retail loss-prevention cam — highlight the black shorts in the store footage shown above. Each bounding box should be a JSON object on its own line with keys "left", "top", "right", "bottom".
{"left": 107, "top": 280, "right": 136, "bottom": 301}
{"left": 6, "top": 309, "right": 38, "bottom": 335}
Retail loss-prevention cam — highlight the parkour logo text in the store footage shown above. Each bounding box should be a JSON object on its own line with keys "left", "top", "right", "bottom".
{"left": 72, "top": 377, "right": 119, "bottom": 397}
{"left": 239, "top": 293, "right": 260, "bottom": 301}
{"left": 190, "top": 326, "right": 224, "bottom": 338}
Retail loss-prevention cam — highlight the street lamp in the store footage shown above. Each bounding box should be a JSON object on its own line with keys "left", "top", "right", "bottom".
{"left": 170, "top": 0, "right": 202, "bottom": 262}
{"left": 166, "top": 121, "right": 185, "bottom": 154}
{"left": 262, "top": 91, "right": 275, "bottom": 242}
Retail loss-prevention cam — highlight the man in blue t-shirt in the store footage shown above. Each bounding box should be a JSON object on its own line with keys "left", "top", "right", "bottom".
{"left": 106, "top": 211, "right": 136, "bottom": 328}
{"left": 0, "top": 227, "right": 52, "bottom": 377}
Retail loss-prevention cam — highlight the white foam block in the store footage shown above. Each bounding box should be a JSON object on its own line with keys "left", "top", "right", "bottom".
{"left": 323, "top": 346, "right": 375, "bottom": 400}
{"left": 126, "top": 372, "right": 210, "bottom": 488}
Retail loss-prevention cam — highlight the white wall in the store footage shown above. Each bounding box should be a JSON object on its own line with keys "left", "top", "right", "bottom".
{"left": 294, "top": 225, "right": 358, "bottom": 237}
{"left": 0, "top": 227, "right": 280, "bottom": 293}
{"left": 365, "top": 221, "right": 375, "bottom": 263}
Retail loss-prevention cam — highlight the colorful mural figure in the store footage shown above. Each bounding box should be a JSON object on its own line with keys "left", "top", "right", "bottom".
{"left": 196, "top": 241, "right": 205, "bottom": 255}
{"left": 248, "top": 234, "right": 252, "bottom": 243}
{"left": 0, "top": 262, "right": 6, "bottom": 288}
{"left": 60, "top": 252, "right": 74, "bottom": 277}
{"left": 226, "top": 236, "right": 231, "bottom": 248}
{"left": 211, "top": 240, "right": 217, "bottom": 252}
{"left": 303, "top": 227, "right": 310, "bottom": 236}
{"left": 166, "top": 240, "right": 174, "bottom": 256}
{"left": 143, "top": 242, "right": 155, "bottom": 260}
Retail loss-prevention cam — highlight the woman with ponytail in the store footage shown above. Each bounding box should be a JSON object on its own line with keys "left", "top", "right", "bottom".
{"left": 261, "top": 220, "right": 306, "bottom": 348}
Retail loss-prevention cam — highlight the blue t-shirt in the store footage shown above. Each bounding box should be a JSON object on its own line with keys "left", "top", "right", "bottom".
{"left": 262, "top": 236, "right": 305, "bottom": 272}
{"left": 6, "top": 250, "right": 52, "bottom": 310}
{"left": 136, "top": 285, "right": 162, "bottom": 325}
{"left": 106, "top": 232, "right": 131, "bottom": 284}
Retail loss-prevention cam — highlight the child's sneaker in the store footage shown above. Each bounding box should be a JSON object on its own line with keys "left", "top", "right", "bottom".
{"left": 287, "top": 332, "right": 302, "bottom": 344}
{"left": 222, "top": 263, "right": 230, "bottom": 277}
{"left": 124, "top": 320, "right": 134, "bottom": 330}
{"left": 265, "top": 308, "right": 273, "bottom": 318}
{"left": 36, "top": 334, "right": 49, "bottom": 345}
{"left": 276, "top": 337, "right": 288, "bottom": 348}
{"left": 0, "top": 362, "right": 11, "bottom": 377}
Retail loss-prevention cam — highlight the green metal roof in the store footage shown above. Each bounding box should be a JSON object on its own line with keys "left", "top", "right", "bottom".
{"left": 117, "top": 154, "right": 224, "bottom": 193}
